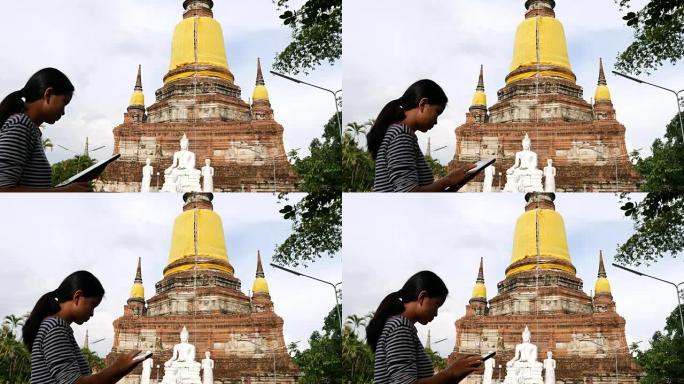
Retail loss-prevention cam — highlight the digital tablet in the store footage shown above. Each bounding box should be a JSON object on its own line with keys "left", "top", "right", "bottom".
{"left": 133, "top": 351, "right": 153, "bottom": 361}
{"left": 467, "top": 158, "right": 496, "bottom": 174}
{"left": 55, "top": 154, "right": 121, "bottom": 187}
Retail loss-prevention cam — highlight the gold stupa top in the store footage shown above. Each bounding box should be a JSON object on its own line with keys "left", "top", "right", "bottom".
{"left": 165, "top": 0, "right": 234, "bottom": 84}
{"left": 507, "top": 193, "right": 576, "bottom": 277}
{"left": 128, "top": 65, "right": 145, "bottom": 107}
{"left": 129, "top": 257, "right": 145, "bottom": 300}
{"left": 471, "top": 65, "right": 487, "bottom": 107}
{"left": 252, "top": 250, "right": 270, "bottom": 294}
{"left": 165, "top": 193, "right": 235, "bottom": 277}
{"left": 471, "top": 257, "right": 487, "bottom": 299}
{"left": 594, "top": 250, "right": 612, "bottom": 294}
{"left": 507, "top": 0, "right": 575, "bottom": 84}
{"left": 252, "top": 58, "right": 270, "bottom": 101}
{"left": 594, "top": 58, "right": 612, "bottom": 102}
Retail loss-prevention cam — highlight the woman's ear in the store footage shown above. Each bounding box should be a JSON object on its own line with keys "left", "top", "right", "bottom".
{"left": 417, "top": 97, "right": 429, "bottom": 111}
{"left": 417, "top": 290, "right": 428, "bottom": 305}
{"left": 72, "top": 289, "right": 84, "bottom": 304}
{"left": 42, "top": 87, "right": 55, "bottom": 104}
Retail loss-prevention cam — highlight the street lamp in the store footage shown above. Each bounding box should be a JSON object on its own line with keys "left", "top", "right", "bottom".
{"left": 270, "top": 263, "right": 343, "bottom": 333}
{"left": 612, "top": 263, "right": 684, "bottom": 335}
{"left": 237, "top": 337, "right": 278, "bottom": 384}
{"left": 612, "top": 71, "right": 684, "bottom": 142}
{"left": 270, "top": 70, "right": 342, "bottom": 136}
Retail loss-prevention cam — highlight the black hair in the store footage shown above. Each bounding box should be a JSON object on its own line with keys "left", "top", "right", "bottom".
{"left": 0, "top": 68, "right": 74, "bottom": 127}
{"left": 366, "top": 79, "right": 448, "bottom": 159}
{"left": 366, "top": 270, "right": 448, "bottom": 352}
{"left": 22, "top": 271, "right": 104, "bottom": 351}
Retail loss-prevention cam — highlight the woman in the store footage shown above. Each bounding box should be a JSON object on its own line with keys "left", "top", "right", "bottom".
{"left": 367, "top": 79, "right": 475, "bottom": 192}
{"left": 367, "top": 271, "right": 482, "bottom": 384}
{"left": 0, "top": 68, "right": 88, "bottom": 191}
{"left": 22, "top": 271, "right": 142, "bottom": 383}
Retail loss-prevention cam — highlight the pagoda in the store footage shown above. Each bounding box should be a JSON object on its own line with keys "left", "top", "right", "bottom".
{"left": 448, "top": 193, "right": 641, "bottom": 383}
{"left": 106, "top": 193, "right": 299, "bottom": 383}
{"left": 450, "top": 0, "right": 640, "bottom": 192}
{"left": 99, "top": 0, "right": 298, "bottom": 192}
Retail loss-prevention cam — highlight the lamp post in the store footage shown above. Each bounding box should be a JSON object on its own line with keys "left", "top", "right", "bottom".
{"left": 612, "top": 263, "right": 684, "bottom": 335}
{"left": 270, "top": 263, "right": 343, "bottom": 333}
{"left": 270, "top": 70, "right": 342, "bottom": 136}
{"left": 612, "top": 71, "right": 684, "bottom": 142}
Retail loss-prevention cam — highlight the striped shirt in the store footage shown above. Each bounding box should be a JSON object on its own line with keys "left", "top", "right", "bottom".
{"left": 373, "top": 123, "right": 434, "bottom": 192}
{"left": 374, "top": 315, "right": 434, "bottom": 384}
{"left": 30, "top": 316, "right": 90, "bottom": 384}
{"left": 0, "top": 113, "right": 52, "bottom": 188}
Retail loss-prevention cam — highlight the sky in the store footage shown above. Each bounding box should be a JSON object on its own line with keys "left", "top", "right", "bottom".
{"left": 0, "top": 193, "right": 342, "bottom": 358}
{"left": 0, "top": 0, "right": 340, "bottom": 164}
{"left": 343, "top": 0, "right": 683, "bottom": 163}
{"left": 342, "top": 193, "right": 684, "bottom": 358}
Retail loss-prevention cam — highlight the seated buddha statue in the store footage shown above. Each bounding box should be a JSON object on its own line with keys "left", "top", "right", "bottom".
{"left": 162, "top": 134, "right": 202, "bottom": 192}
{"left": 504, "top": 133, "right": 544, "bottom": 193}
{"left": 162, "top": 326, "right": 202, "bottom": 384}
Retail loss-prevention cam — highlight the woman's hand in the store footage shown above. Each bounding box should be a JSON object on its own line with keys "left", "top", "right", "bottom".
{"left": 111, "top": 350, "right": 143, "bottom": 375}
{"left": 443, "top": 163, "right": 476, "bottom": 191}
{"left": 445, "top": 354, "right": 483, "bottom": 382}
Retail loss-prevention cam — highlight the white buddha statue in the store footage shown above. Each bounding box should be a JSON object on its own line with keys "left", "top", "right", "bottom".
{"left": 504, "top": 133, "right": 544, "bottom": 193}
{"left": 543, "top": 351, "right": 556, "bottom": 384}
{"left": 543, "top": 159, "right": 557, "bottom": 192}
{"left": 483, "top": 165, "right": 495, "bottom": 192}
{"left": 201, "top": 159, "right": 214, "bottom": 193}
{"left": 201, "top": 351, "right": 214, "bottom": 384}
{"left": 141, "top": 158, "right": 153, "bottom": 193}
{"left": 483, "top": 351, "right": 495, "bottom": 384}
{"left": 161, "top": 134, "right": 202, "bottom": 193}
{"left": 140, "top": 354, "right": 153, "bottom": 384}
{"left": 503, "top": 326, "right": 544, "bottom": 384}
{"left": 161, "top": 326, "right": 202, "bottom": 384}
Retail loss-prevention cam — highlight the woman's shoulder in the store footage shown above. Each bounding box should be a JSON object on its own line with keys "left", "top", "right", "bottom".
{"left": 385, "top": 123, "right": 412, "bottom": 137}
{"left": 383, "top": 315, "right": 415, "bottom": 333}
{"left": 37, "top": 316, "right": 70, "bottom": 335}
{"left": 1, "top": 113, "right": 39, "bottom": 137}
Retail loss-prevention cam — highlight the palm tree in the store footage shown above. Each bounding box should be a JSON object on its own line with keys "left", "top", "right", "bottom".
{"left": 42, "top": 137, "right": 54, "bottom": 151}
{"left": 3, "top": 314, "right": 25, "bottom": 336}
{"left": 345, "top": 314, "right": 368, "bottom": 336}
{"left": 345, "top": 122, "right": 367, "bottom": 139}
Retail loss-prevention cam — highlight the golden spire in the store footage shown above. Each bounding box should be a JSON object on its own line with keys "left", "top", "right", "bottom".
{"left": 128, "top": 65, "right": 145, "bottom": 107}
{"left": 165, "top": 193, "right": 235, "bottom": 277}
{"left": 507, "top": 0, "right": 575, "bottom": 84}
{"left": 165, "top": 0, "right": 234, "bottom": 84}
{"left": 471, "top": 65, "right": 487, "bottom": 107}
{"left": 507, "top": 193, "right": 576, "bottom": 277}
{"left": 594, "top": 250, "right": 612, "bottom": 294}
{"left": 594, "top": 58, "right": 612, "bottom": 101}
{"left": 471, "top": 257, "right": 487, "bottom": 300}
{"left": 128, "top": 257, "right": 145, "bottom": 301}
{"left": 252, "top": 58, "right": 270, "bottom": 102}
{"left": 252, "top": 250, "right": 270, "bottom": 294}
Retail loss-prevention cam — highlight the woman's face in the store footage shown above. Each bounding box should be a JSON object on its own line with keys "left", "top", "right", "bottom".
{"left": 43, "top": 90, "right": 72, "bottom": 125}
{"left": 416, "top": 291, "right": 446, "bottom": 325}
{"left": 414, "top": 99, "right": 445, "bottom": 132}
{"left": 72, "top": 293, "right": 102, "bottom": 325}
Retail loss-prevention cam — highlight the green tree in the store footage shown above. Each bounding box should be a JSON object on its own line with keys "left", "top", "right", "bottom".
{"left": 80, "top": 347, "right": 106, "bottom": 373}
{"left": 342, "top": 132, "right": 374, "bottom": 192}
{"left": 51, "top": 154, "right": 96, "bottom": 187}
{"left": 424, "top": 347, "right": 447, "bottom": 372}
{"left": 342, "top": 326, "right": 374, "bottom": 384}
{"left": 42, "top": 137, "right": 53, "bottom": 152}
{"left": 632, "top": 303, "right": 684, "bottom": 383}
{"left": 272, "top": 0, "right": 342, "bottom": 74}
{"left": 0, "top": 320, "right": 30, "bottom": 383}
{"left": 616, "top": 113, "right": 684, "bottom": 265}
{"left": 290, "top": 305, "right": 343, "bottom": 383}
{"left": 614, "top": 0, "right": 684, "bottom": 74}
{"left": 425, "top": 155, "right": 447, "bottom": 179}
{"left": 274, "top": 114, "right": 341, "bottom": 267}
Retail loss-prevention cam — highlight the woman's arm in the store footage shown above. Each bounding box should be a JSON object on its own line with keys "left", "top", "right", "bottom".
{"left": 412, "top": 164, "right": 476, "bottom": 192}
{"left": 416, "top": 355, "right": 483, "bottom": 384}
{"left": 0, "top": 182, "right": 91, "bottom": 192}
{"left": 75, "top": 350, "right": 143, "bottom": 384}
